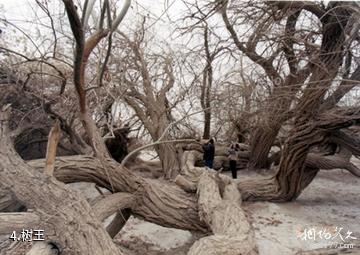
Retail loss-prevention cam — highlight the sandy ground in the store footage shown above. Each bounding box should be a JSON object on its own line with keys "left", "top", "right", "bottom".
{"left": 1, "top": 158, "right": 359, "bottom": 255}
{"left": 240, "top": 166, "right": 360, "bottom": 254}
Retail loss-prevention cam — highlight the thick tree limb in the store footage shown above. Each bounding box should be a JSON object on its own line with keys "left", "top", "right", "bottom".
{"left": 329, "top": 130, "right": 360, "bottom": 157}
{"left": 92, "top": 192, "right": 134, "bottom": 221}
{"left": 316, "top": 107, "right": 360, "bottom": 130}
{"left": 283, "top": 10, "right": 301, "bottom": 74}
{"left": 111, "top": 0, "right": 131, "bottom": 32}
{"left": 82, "top": 0, "right": 96, "bottom": 28}
{"left": 62, "top": 0, "right": 86, "bottom": 112}
{"left": 188, "top": 173, "right": 258, "bottom": 255}
{"left": 27, "top": 156, "right": 208, "bottom": 232}
{"left": 306, "top": 153, "right": 360, "bottom": 177}
{"left": 84, "top": 30, "right": 109, "bottom": 61}
{"left": 0, "top": 212, "right": 40, "bottom": 235}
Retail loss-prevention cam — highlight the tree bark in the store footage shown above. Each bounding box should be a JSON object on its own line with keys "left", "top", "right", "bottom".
{"left": 0, "top": 190, "right": 24, "bottom": 212}
{"left": 92, "top": 192, "right": 134, "bottom": 221}
{"left": 0, "top": 212, "right": 40, "bottom": 235}
{"left": 248, "top": 125, "right": 279, "bottom": 169}
{"left": 27, "top": 156, "right": 208, "bottom": 232}
{"left": 156, "top": 142, "right": 181, "bottom": 179}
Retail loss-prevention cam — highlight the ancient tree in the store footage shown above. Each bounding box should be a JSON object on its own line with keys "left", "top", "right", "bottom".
{"left": 216, "top": 1, "right": 360, "bottom": 169}
{"left": 1, "top": 1, "right": 360, "bottom": 255}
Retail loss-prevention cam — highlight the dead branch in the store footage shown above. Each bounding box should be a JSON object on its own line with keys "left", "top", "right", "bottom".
{"left": 44, "top": 120, "right": 60, "bottom": 176}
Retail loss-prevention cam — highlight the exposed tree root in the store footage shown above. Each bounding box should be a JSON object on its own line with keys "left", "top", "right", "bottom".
{"left": 188, "top": 173, "right": 258, "bottom": 255}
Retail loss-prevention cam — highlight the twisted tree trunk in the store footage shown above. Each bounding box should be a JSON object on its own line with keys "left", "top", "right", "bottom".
{"left": 0, "top": 109, "right": 123, "bottom": 255}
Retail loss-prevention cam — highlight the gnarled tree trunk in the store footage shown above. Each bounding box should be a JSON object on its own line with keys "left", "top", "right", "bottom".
{"left": 248, "top": 125, "right": 280, "bottom": 169}
{"left": 0, "top": 109, "right": 123, "bottom": 255}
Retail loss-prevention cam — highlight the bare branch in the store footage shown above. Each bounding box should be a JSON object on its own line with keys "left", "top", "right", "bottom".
{"left": 220, "top": 1, "right": 281, "bottom": 83}
{"left": 82, "top": 0, "right": 96, "bottom": 28}
{"left": 111, "top": 0, "right": 131, "bottom": 32}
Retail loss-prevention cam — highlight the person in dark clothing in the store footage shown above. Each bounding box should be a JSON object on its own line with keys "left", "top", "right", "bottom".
{"left": 202, "top": 138, "right": 215, "bottom": 169}
{"left": 228, "top": 143, "right": 239, "bottom": 179}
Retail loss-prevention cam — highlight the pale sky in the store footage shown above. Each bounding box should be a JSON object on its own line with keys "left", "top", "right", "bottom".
{"left": 0, "top": 0, "right": 188, "bottom": 38}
